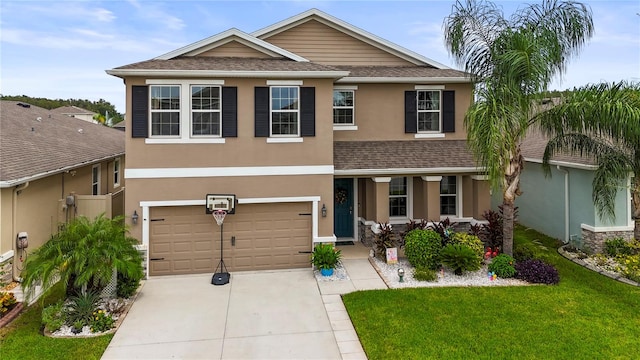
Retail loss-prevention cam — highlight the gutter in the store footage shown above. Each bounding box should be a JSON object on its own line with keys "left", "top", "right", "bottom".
{"left": 335, "top": 77, "right": 471, "bottom": 84}
{"left": 0, "top": 152, "right": 124, "bottom": 188}
{"left": 524, "top": 157, "right": 597, "bottom": 171}
{"left": 557, "top": 165, "right": 570, "bottom": 243}
{"left": 334, "top": 167, "right": 483, "bottom": 176}
{"left": 106, "top": 69, "right": 351, "bottom": 79}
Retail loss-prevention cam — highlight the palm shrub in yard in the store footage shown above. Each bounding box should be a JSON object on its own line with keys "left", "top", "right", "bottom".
{"left": 21, "top": 214, "right": 143, "bottom": 298}
{"left": 404, "top": 229, "right": 442, "bottom": 270}
{"left": 440, "top": 244, "right": 482, "bottom": 275}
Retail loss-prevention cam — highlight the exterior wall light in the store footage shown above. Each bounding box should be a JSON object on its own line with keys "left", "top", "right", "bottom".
{"left": 132, "top": 210, "right": 139, "bottom": 225}
{"left": 398, "top": 268, "right": 405, "bottom": 283}
{"left": 321, "top": 204, "right": 327, "bottom": 217}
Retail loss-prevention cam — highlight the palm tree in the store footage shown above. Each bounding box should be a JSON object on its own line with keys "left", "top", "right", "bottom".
{"left": 443, "top": 0, "right": 594, "bottom": 255}
{"left": 535, "top": 81, "right": 640, "bottom": 240}
{"left": 21, "top": 215, "right": 143, "bottom": 298}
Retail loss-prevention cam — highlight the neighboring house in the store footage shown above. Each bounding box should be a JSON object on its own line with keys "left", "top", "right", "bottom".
{"left": 0, "top": 101, "right": 125, "bottom": 284}
{"left": 106, "top": 9, "right": 490, "bottom": 277}
{"left": 515, "top": 129, "right": 634, "bottom": 252}
{"left": 50, "top": 105, "right": 98, "bottom": 123}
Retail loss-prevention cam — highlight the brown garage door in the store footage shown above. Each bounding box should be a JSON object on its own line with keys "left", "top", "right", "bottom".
{"left": 149, "top": 202, "right": 312, "bottom": 276}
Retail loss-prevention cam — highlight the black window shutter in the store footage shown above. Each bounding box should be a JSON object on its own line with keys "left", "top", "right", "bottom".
{"left": 442, "top": 90, "right": 455, "bottom": 133}
{"left": 300, "top": 87, "right": 315, "bottom": 137}
{"left": 255, "top": 87, "right": 269, "bottom": 137}
{"left": 131, "top": 86, "right": 148, "bottom": 138}
{"left": 221, "top": 87, "right": 237, "bottom": 137}
{"left": 404, "top": 91, "right": 417, "bottom": 134}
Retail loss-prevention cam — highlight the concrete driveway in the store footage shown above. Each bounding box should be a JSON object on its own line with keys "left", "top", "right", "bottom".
{"left": 102, "top": 269, "right": 342, "bottom": 359}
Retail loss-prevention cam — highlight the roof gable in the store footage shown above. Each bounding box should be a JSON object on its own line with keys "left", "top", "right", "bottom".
{"left": 154, "top": 28, "right": 308, "bottom": 62}
{"left": 252, "top": 9, "right": 450, "bottom": 68}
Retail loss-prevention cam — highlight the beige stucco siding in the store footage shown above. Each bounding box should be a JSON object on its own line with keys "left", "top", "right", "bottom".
{"left": 262, "top": 20, "right": 414, "bottom": 66}
{"left": 198, "top": 41, "right": 274, "bottom": 58}
{"left": 1, "top": 189, "right": 12, "bottom": 256}
{"left": 333, "top": 83, "right": 472, "bottom": 141}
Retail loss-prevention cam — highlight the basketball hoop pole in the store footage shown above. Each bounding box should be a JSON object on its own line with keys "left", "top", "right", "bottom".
{"left": 212, "top": 210, "right": 230, "bottom": 285}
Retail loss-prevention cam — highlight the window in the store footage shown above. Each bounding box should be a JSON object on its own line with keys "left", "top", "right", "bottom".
{"left": 92, "top": 164, "right": 101, "bottom": 195}
{"left": 191, "top": 86, "right": 221, "bottom": 136}
{"left": 417, "top": 90, "right": 441, "bottom": 132}
{"left": 389, "top": 177, "right": 408, "bottom": 217}
{"left": 440, "top": 176, "right": 457, "bottom": 215}
{"left": 333, "top": 90, "right": 354, "bottom": 124}
{"left": 150, "top": 85, "right": 180, "bottom": 136}
{"left": 271, "top": 86, "right": 299, "bottom": 136}
{"left": 113, "top": 158, "right": 120, "bottom": 187}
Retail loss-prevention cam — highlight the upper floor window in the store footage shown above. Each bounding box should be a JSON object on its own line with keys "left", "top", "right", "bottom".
{"left": 150, "top": 85, "right": 180, "bottom": 136}
{"left": 271, "top": 86, "right": 299, "bottom": 136}
{"left": 333, "top": 90, "right": 354, "bottom": 125}
{"left": 113, "top": 158, "right": 120, "bottom": 188}
{"left": 417, "top": 90, "right": 440, "bottom": 132}
{"left": 191, "top": 86, "right": 221, "bottom": 136}
{"left": 440, "top": 175, "right": 457, "bottom": 216}
{"left": 92, "top": 164, "right": 101, "bottom": 195}
{"left": 389, "top": 177, "right": 408, "bottom": 217}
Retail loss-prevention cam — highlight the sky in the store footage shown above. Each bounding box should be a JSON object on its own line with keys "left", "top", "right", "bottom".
{"left": 1, "top": 0, "right": 639, "bottom": 113}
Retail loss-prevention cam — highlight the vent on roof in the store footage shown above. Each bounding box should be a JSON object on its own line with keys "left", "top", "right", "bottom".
{"left": 17, "top": 103, "right": 31, "bottom": 108}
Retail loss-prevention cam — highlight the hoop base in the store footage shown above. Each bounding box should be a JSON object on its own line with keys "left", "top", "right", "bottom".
{"left": 211, "top": 272, "right": 230, "bottom": 285}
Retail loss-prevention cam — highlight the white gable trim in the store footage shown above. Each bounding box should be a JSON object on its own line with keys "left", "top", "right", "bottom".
{"left": 252, "top": 8, "right": 451, "bottom": 69}
{"left": 154, "top": 28, "right": 309, "bottom": 62}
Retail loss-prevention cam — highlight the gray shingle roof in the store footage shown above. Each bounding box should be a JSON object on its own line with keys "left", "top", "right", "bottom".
{"left": 113, "top": 56, "right": 342, "bottom": 72}
{"left": 335, "top": 66, "right": 468, "bottom": 78}
{"left": 334, "top": 140, "right": 478, "bottom": 171}
{"left": 520, "top": 129, "right": 597, "bottom": 167}
{"left": 0, "top": 101, "right": 125, "bottom": 184}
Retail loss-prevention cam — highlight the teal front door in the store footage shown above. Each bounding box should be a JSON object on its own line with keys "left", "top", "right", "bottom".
{"left": 334, "top": 178, "right": 354, "bottom": 238}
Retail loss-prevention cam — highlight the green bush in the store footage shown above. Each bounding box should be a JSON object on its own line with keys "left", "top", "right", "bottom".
{"left": 42, "top": 300, "right": 65, "bottom": 332}
{"left": 413, "top": 267, "right": 438, "bottom": 282}
{"left": 117, "top": 272, "right": 143, "bottom": 299}
{"left": 90, "top": 309, "right": 115, "bottom": 333}
{"left": 311, "top": 243, "right": 342, "bottom": 270}
{"left": 604, "top": 238, "right": 638, "bottom": 257}
{"left": 440, "top": 244, "right": 482, "bottom": 275}
{"left": 488, "top": 254, "right": 516, "bottom": 278}
{"left": 404, "top": 229, "right": 443, "bottom": 270}
{"left": 449, "top": 232, "right": 484, "bottom": 260}
{"left": 65, "top": 291, "right": 100, "bottom": 326}
{"left": 616, "top": 254, "right": 640, "bottom": 283}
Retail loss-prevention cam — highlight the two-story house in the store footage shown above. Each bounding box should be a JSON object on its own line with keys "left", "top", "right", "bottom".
{"left": 107, "top": 9, "right": 490, "bottom": 277}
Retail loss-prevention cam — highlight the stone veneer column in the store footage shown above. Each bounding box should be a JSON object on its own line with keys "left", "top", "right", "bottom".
{"left": 421, "top": 176, "right": 442, "bottom": 220}
{"left": 372, "top": 177, "right": 391, "bottom": 223}
{"left": 471, "top": 175, "right": 491, "bottom": 219}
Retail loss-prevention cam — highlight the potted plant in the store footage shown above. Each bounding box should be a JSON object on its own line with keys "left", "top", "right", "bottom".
{"left": 311, "top": 243, "right": 342, "bottom": 276}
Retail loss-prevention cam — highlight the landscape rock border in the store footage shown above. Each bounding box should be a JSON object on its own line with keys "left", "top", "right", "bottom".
{"left": 557, "top": 245, "right": 640, "bottom": 287}
{"left": 0, "top": 302, "right": 24, "bottom": 328}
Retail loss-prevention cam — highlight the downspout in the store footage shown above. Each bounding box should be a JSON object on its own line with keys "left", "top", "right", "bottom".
{"left": 557, "top": 166, "right": 569, "bottom": 243}
{"left": 12, "top": 182, "right": 30, "bottom": 282}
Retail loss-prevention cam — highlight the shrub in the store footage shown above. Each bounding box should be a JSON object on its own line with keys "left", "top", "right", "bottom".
{"left": 42, "top": 300, "right": 65, "bottom": 332}
{"left": 413, "top": 267, "right": 437, "bottom": 282}
{"left": 66, "top": 291, "right": 100, "bottom": 325}
{"left": 479, "top": 209, "right": 503, "bottom": 249}
{"left": 402, "top": 219, "right": 429, "bottom": 239}
{"left": 515, "top": 259, "right": 560, "bottom": 285}
{"left": 428, "top": 218, "right": 457, "bottom": 246}
{"left": 604, "top": 238, "right": 636, "bottom": 257}
{"left": 404, "top": 229, "right": 443, "bottom": 270}
{"left": 449, "top": 233, "right": 484, "bottom": 260}
{"left": 311, "top": 243, "right": 342, "bottom": 270}
{"left": 90, "top": 309, "right": 115, "bottom": 333}
{"left": 616, "top": 254, "right": 640, "bottom": 283}
{"left": 488, "top": 254, "right": 516, "bottom": 278}
{"left": 117, "top": 272, "right": 143, "bottom": 299}
{"left": 440, "top": 244, "right": 482, "bottom": 275}
{"left": 373, "top": 222, "right": 398, "bottom": 259}
{"left": 0, "top": 291, "right": 17, "bottom": 317}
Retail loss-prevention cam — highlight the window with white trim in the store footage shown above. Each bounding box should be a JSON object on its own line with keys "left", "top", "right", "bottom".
{"left": 113, "top": 158, "right": 120, "bottom": 188}
{"left": 389, "top": 177, "right": 408, "bottom": 217}
{"left": 440, "top": 175, "right": 457, "bottom": 215}
{"left": 191, "top": 85, "right": 221, "bottom": 136}
{"left": 271, "top": 86, "right": 299, "bottom": 136}
{"left": 417, "top": 90, "right": 441, "bottom": 132}
{"left": 92, "top": 164, "right": 101, "bottom": 195}
{"left": 150, "top": 85, "right": 180, "bottom": 136}
{"left": 333, "top": 90, "right": 354, "bottom": 125}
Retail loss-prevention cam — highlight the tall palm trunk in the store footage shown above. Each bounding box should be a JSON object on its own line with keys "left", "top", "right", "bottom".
{"left": 633, "top": 175, "right": 640, "bottom": 240}
{"left": 502, "top": 200, "right": 515, "bottom": 255}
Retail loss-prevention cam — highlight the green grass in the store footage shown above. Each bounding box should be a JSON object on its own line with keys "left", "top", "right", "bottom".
{"left": 0, "top": 284, "right": 113, "bottom": 360}
{"left": 343, "top": 225, "right": 640, "bottom": 360}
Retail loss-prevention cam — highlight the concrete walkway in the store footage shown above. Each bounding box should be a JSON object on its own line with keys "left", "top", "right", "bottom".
{"left": 102, "top": 243, "right": 387, "bottom": 360}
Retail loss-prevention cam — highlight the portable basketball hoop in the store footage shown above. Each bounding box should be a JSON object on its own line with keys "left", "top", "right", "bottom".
{"left": 206, "top": 195, "right": 235, "bottom": 286}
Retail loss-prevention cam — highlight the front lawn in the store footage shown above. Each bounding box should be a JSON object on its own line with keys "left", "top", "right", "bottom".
{"left": 343, "top": 226, "right": 640, "bottom": 360}
{"left": 0, "top": 284, "right": 113, "bottom": 360}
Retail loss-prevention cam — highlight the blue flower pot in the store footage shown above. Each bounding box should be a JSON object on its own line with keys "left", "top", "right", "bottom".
{"left": 320, "top": 268, "right": 334, "bottom": 276}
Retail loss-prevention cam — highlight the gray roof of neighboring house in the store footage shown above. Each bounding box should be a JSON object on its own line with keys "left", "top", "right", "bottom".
{"left": 520, "top": 128, "right": 597, "bottom": 167}
{"left": 112, "top": 56, "right": 343, "bottom": 72}
{"left": 50, "top": 105, "right": 96, "bottom": 116}
{"left": 335, "top": 66, "right": 467, "bottom": 78}
{"left": 334, "top": 140, "right": 479, "bottom": 172}
{"left": 0, "top": 101, "right": 125, "bottom": 186}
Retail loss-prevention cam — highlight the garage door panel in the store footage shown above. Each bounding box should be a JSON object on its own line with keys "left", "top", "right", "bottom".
{"left": 150, "top": 202, "right": 311, "bottom": 275}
